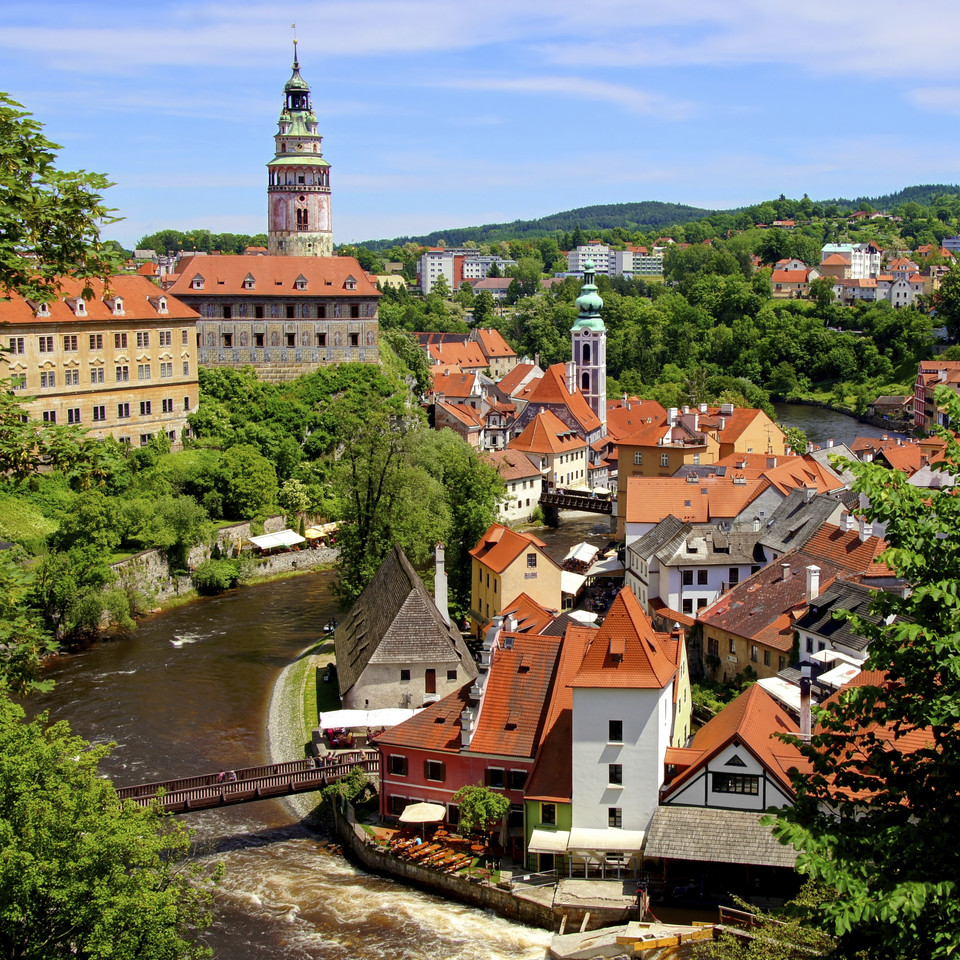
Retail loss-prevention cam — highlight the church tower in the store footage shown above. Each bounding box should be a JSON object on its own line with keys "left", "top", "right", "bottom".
{"left": 571, "top": 259, "right": 607, "bottom": 431}
{"left": 267, "top": 42, "right": 333, "bottom": 257}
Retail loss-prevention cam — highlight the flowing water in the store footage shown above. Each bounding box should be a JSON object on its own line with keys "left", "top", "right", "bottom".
{"left": 22, "top": 517, "right": 609, "bottom": 959}
{"left": 773, "top": 401, "right": 908, "bottom": 447}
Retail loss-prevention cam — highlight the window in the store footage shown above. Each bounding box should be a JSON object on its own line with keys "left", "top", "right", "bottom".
{"left": 92, "top": 405, "right": 106, "bottom": 422}
{"left": 446, "top": 669, "right": 457, "bottom": 681}
{"left": 751, "top": 644, "right": 759, "bottom": 663}
{"left": 159, "top": 330, "right": 172, "bottom": 346}
{"left": 486, "top": 768, "right": 505, "bottom": 789}
{"left": 137, "top": 364, "right": 151, "bottom": 380}
{"left": 349, "top": 332, "right": 360, "bottom": 347}
{"left": 763, "top": 650, "right": 771, "bottom": 667}
{"left": 697, "top": 569, "right": 708, "bottom": 585}
{"left": 42, "top": 411, "right": 56, "bottom": 424}
{"left": 38, "top": 336, "right": 54, "bottom": 353}
{"left": 708, "top": 637, "right": 719, "bottom": 657}
{"left": 509, "top": 769, "right": 527, "bottom": 790}
{"left": 140, "top": 434, "right": 151, "bottom": 446}
{"left": 184, "top": 396, "right": 191, "bottom": 411}
{"left": 90, "top": 368, "right": 104, "bottom": 384}
{"left": 116, "top": 365, "right": 129, "bottom": 382}
{"left": 526, "top": 552, "right": 537, "bottom": 568}
{"left": 682, "top": 570, "right": 693, "bottom": 586}
{"left": 64, "top": 369, "right": 79, "bottom": 386}
{"left": 399, "top": 669, "right": 410, "bottom": 681}
{"left": 67, "top": 408, "right": 81, "bottom": 424}
{"left": 115, "top": 333, "right": 128, "bottom": 349}
{"left": 712, "top": 773, "right": 759, "bottom": 795}
{"left": 697, "top": 597, "right": 708, "bottom": 610}
{"left": 160, "top": 362, "right": 173, "bottom": 378}
{"left": 40, "top": 371, "right": 55, "bottom": 388}
{"left": 136, "top": 332, "right": 150, "bottom": 348}
{"left": 140, "top": 401, "right": 152, "bottom": 416}
{"left": 660, "top": 453, "right": 670, "bottom": 467}
{"left": 608, "top": 720, "right": 623, "bottom": 742}
{"left": 286, "top": 333, "right": 296, "bottom": 347}
{"left": 541, "top": 803, "right": 556, "bottom": 825}
{"left": 317, "top": 333, "right": 327, "bottom": 347}
{"left": 117, "top": 402, "right": 130, "bottom": 418}
{"left": 183, "top": 361, "right": 190, "bottom": 376}
{"left": 388, "top": 755, "right": 408, "bottom": 776}
{"left": 682, "top": 598, "right": 693, "bottom": 614}
{"left": 8, "top": 337, "right": 24, "bottom": 354}
{"left": 779, "top": 656, "right": 786, "bottom": 671}
{"left": 633, "top": 451, "right": 643, "bottom": 466}
{"left": 63, "top": 335, "right": 78, "bottom": 351}
{"left": 181, "top": 329, "right": 189, "bottom": 345}
{"left": 253, "top": 332, "right": 264, "bottom": 348}
{"left": 425, "top": 668, "right": 436, "bottom": 695}
{"left": 10, "top": 375, "right": 25, "bottom": 390}
{"left": 389, "top": 795, "right": 407, "bottom": 816}
{"left": 729, "top": 568, "right": 740, "bottom": 586}
{"left": 608, "top": 807, "right": 623, "bottom": 828}
{"left": 222, "top": 333, "right": 233, "bottom": 348}
{"left": 286, "top": 305, "right": 296, "bottom": 320}
{"left": 608, "top": 763, "right": 623, "bottom": 786}
{"left": 162, "top": 398, "right": 174, "bottom": 413}
{"left": 729, "top": 639, "right": 736, "bottom": 655}
{"left": 222, "top": 306, "right": 232, "bottom": 320}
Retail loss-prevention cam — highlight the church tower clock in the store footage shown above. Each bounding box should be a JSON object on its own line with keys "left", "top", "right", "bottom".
{"left": 571, "top": 259, "right": 607, "bottom": 432}
{"left": 267, "top": 42, "right": 333, "bottom": 257}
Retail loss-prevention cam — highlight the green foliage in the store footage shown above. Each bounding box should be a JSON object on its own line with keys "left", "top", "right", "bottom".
{"left": 770, "top": 387, "right": 960, "bottom": 959}
{"left": 451, "top": 784, "right": 510, "bottom": 835}
{"left": 0, "top": 94, "right": 124, "bottom": 301}
{"left": 0, "top": 550, "right": 58, "bottom": 694}
{"left": 135, "top": 227, "right": 267, "bottom": 256}
{"left": 215, "top": 444, "right": 278, "bottom": 519}
{"left": 320, "top": 765, "right": 371, "bottom": 805}
{"left": 0, "top": 692, "right": 219, "bottom": 959}
{"left": 191, "top": 558, "right": 242, "bottom": 595}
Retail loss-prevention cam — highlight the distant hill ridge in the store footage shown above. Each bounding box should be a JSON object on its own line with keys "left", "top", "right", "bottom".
{"left": 359, "top": 184, "right": 960, "bottom": 250}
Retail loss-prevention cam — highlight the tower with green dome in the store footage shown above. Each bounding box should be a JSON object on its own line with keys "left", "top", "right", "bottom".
{"left": 572, "top": 259, "right": 607, "bottom": 431}
{"left": 267, "top": 41, "right": 333, "bottom": 257}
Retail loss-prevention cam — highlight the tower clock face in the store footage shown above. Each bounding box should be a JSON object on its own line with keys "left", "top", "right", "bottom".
{"left": 296, "top": 142, "right": 304, "bottom": 151}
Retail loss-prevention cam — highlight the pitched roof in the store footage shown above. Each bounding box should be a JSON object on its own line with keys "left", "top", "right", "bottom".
{"left": 794, "top": 580, "right": 884, "bottom": 653}
{"left": 497, "top": 362, "right": 542, "bottom": 397}
{"left": 430, "top": 368, "right": 477, "bottom": 398}
{"left": 0, "top": 275, "right": 196, "bottom": 323}
{"left": 714, "top": 453, "right": 844, "bottom": 496}
{"left": 569, "top": 588, "right": 678, "bottom": 689}
{"left": 484, "top": 449, "right": 542, "bottom": 482}
{"left": 623, "top": 475, "right": 768, "bottom": 525}
{"left": 436, "top": 400, "right": 484, "bottom": 429}
{"left": 606, "top": 398, "right": 668, "bottom": 443}
{"left": 469, "top": 523, "right": 555, "bottom": 575}
{"left": 428, "top": 340, "right": 487, "bottom": 369}
{"left": 662, "top": 684, "right": 803, "bottom": 799}
{"left": 517, "top": 363, "right": 602, "bottom": 435}
{"left": 508, "top": 409, "right": 588, "bottom": 456}
{"left": 333, "top": 545, "right": 477, "bottom": 697}
{"left": 169, "top": 255, "right": 381, "bottom": 298}
{"left": 500, "top": 592, "right": 557, "bottom": 634}
{"left": 473, "top": 328, "right": 515, "bottom": 359}
{"left": 758, "top": 489, "right": 850, "bottom": 555}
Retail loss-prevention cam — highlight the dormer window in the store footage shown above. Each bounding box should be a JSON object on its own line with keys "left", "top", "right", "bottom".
{"left": 191, "top": 275, "right": 205, "bottom": 290}
{"left": 243, "top": 274, "right": 256, "bottom": 290}
{"left": 295, "top": 274, "right": 308, "bottom": 291}
{"left": 69, "top": 298, "right": 86, "bottom": 317}
{"left": 157, "top": 297, "right": 167, "bottom": 314}
{"left": 112, "top": 297, "right": 124, "bottom": 316}
{"left": 35, "top": 302, "right": 50, "bottom": 317}
{"left": 344, "top": 275, "right": 357, "bottom": 291}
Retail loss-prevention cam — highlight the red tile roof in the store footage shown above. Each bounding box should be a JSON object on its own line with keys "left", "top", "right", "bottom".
{"left": 500, "top": 592, "right": 557, "bottom": 634}
{"left": 509, "top": 410, "right": 587, "bottom": 456}
{"left": 429, "top": 340, "right": 487, "bottom": 369}
{"left": 569, "top": 588, "right": 678, "bottom": 689}
{"left": 484, "top": 449, "right": 542, "bottom": 482}
{"left": 623, "top": 475, "right": 768, "bottom": 525}
{"left": 469, "top": 523, "right": 554, "bottom": 575}
{"left": 518, "top": 364, "right": 602, "bottom": 435}
{"left": 474, "top": 328, "right": 515, "bottom": 359}
{"left": 497, "top": 362, "right": 542, "bottom": 397}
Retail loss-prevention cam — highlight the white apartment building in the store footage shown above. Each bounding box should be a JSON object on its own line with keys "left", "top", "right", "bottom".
{"left": 418, "top": 249, "right": 516, "bottom": 294}
{"left": 821, "top": 242, "right": 882, "bottom": 280}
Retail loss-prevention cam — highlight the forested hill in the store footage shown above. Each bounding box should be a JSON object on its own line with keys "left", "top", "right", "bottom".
{"left": 358, "top": 184, "right": 960, "bottom": 251}
{"left": 359, "top": 201, "right": 714, "bottom": 250}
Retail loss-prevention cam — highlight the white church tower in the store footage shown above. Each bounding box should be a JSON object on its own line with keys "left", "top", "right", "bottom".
{"left": 267, "top": 41, "right": 333, "bottom": 257}
{"left": 571, "top": 259, "right": 607, "bottom": 431}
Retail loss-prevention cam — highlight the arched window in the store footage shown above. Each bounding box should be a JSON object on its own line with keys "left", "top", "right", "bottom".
{"left": 582, "top": 343, "right": 591, "bottom": 364}
{"left": 581, "top": 372, "right": 590, "bottom": 392}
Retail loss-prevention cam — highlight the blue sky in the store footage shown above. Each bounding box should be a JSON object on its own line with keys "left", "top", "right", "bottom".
{"left": 5, "top": 1, "right": 960, "bottom": 250}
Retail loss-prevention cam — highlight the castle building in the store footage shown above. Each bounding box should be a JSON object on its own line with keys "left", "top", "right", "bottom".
{"left": 571, "top": 259, "right": 607, "bottom": 431}
{"left": 267, "top": 42, "right": 333, "bottom": 257}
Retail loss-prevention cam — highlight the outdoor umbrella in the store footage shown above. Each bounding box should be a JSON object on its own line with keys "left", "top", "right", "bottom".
{"left": 399, "top": 801, "right": 446, "bottom": 839}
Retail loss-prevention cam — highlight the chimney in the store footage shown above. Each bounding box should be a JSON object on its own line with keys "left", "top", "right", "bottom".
{"left": 668, "top": 407, "right": 678, "bottom": 427}
{"left": 859, "top": 518, "right": 874, "bottom": 542}
{"left": 781, "top": 562, "right": 791, "bottom": 581}
{"left": 826, "top": 439, "right": 835, "bottom": 448}
{"left": 799, "top": 664, "right": 812, "bottom": 740}
{"left": 805, "top": 484, "right": 817, "bottom": 502}
{"left": 434, "top": 542, "right": 450, "bottom": 625}
{"left": 805, "top": 564, "right": 821, "bottom": 603}
{"left": 841, "top": 511, "right": 856, "bottom": 533}
{"left": 719, "top": 417, "right": 726, "bottom": 431}
{"left": 565, "top": 360, "right": 577, "bottom": 394}
{"left": 699, "top": 403, "right": 708, "bottom": 414}
{"left": 806, "top": 442, "right": 814, "bottom": 454}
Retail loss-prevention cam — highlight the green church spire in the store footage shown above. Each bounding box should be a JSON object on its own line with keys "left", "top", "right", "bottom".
{"left": 572, "top": 259, "right": 605, "bottom": 332}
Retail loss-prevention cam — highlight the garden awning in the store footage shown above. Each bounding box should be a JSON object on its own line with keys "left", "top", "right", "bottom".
{"left": 567, "top": 827, "right": 646, "bottom": 852}
{"left": 527, "top": 828, "right": 570, "bottom": 854}
{"left": 247, "top": 530, "right": 305, "bottom": 550}
{"left": 563, "top": 542, "right": 599, "bottom": 565}
{"left": 561, "top": 571, "right": 587, "bottom": 596}
{"left": 318, "top": 708, "right": 420, "bottom": 731}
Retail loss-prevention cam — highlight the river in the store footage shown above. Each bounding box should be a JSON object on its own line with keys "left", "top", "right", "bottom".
{"left": 773, "top": 401, "right": 908, "bottom": 448}
{"left": 24, "top": 513, "right": 608, "bottom": 959}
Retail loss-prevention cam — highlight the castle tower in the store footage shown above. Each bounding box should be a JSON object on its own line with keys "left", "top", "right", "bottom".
{"left": 267, "top": 42, "right": 333, "bottom": 257}
{"left": 571, "top": 259, "right": 607, "bottom": 430}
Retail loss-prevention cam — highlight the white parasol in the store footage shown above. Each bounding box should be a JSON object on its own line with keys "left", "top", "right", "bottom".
{"left": 398, "top": 801, "right": 446, "bottom": 824}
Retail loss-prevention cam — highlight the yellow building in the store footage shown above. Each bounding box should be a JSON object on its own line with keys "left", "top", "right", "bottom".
{"left": 468, "top": 523, "right": 562, "bottom": 640}
{"left": 0, "top": 275, "right": 199, "bottom": 447}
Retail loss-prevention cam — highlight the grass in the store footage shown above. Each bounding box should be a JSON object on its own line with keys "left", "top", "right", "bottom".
{"left": 0, "top": 494, "right": 57, "bottom": 547}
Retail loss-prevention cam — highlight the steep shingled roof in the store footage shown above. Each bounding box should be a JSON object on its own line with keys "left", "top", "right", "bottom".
{"left": 333, "top": 545, "right": 477, "bottom": 698}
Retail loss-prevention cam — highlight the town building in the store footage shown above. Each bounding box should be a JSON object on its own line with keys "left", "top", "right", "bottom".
{"left": 417, "top": 249, "right": 516, "bottom": 295}
{"left": 820, "top": 242, "right": 882, "bottom": 279}
{"left": 167, "top": 255, "right": 380, "bottom": 381}
{"left": 469, "top": 523, "right": 562, "bottom": 640}
{"left": 267, "top": 44, "right": 333, "bottom": 257}
{"left": 333, "top": 545, "right": 477, "bottom": 711}
{"left": 913, "top": 359, "right": 960, "bottom": 430}
{"left": 0, "top": 275, "right": 199, "bottom": 447}
{"left": 508, "top": 409, "right": 589, "bottom": 492}
{"left": 484, "top": 449, "right": 544, "bottom": 524}
{"left": 570, "top": 260, "right": 607, "bottom": 428}
{"left": 770, "top": 266, "right": 821, "bottom": 298}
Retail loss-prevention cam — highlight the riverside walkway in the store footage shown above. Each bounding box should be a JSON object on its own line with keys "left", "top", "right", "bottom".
{"left": 116, "top": 751, "right": 379, "bottom": 814}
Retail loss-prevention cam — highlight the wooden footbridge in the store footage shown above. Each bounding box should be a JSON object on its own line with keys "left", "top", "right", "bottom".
{"left": 539, "top": 491, "right": 613, "bottom": 516}
{"left": 116, "top": 751, "right": 379, "bottom": 815}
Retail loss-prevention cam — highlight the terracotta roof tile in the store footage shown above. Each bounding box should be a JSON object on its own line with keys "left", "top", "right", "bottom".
{"left": 469, "top": 523, "right": 555, "bottom": 575}
{"left": 624, "top": 475, "right": 768, "bottom": 524}
{"left": 509, "top": 409, "right": 588, "bottom": 456}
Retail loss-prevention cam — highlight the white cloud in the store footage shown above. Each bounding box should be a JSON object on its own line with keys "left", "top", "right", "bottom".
{"left": 909, "top": 87, "right": 960, "bottom": 116}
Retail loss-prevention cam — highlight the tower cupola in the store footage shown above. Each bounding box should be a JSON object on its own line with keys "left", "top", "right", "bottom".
{"left": 570, "top": 259, "right": 607, "bottom": 431}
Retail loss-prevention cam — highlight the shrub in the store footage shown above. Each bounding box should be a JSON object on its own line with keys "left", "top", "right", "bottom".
{"left": 191, "top": 558, "right": 241, "bottom": 595}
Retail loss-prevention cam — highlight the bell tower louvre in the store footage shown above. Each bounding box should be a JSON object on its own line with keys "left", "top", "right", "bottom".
{"left": 267, "top": 40, "right": 333, "bottom": 257}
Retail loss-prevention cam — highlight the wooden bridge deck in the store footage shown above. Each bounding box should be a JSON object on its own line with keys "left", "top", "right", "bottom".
{"left": 116, "top": 751, "right": 379, "bottom": 814}
{"left": 539, "top": 492, "right": 612, "bottom": 515}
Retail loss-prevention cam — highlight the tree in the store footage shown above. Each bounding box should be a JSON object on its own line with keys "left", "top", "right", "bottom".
{"left": 0, "top": 551, "right": 58, "bottom": 695}
{"left": 472, "top": 289, "right": 495, "bottom": 327}
{"left": 430, "top": 273, "right": 451, "bottom": 299}
{"left": 0, "top": 94, "right": 123, "bottom": 301}
{"left": 933, "top": 261, "right": 960, "bottom": 342}
{"left": 770, "top": 387, "right": 960, "bottom": 960}
{"left": 215, "top": 444, "right": 278, "bottom": 519}
{"left": 451, "top": 784, "right": 509, "bottom": 836}
{"left": 0, "top": 692, "right": 219, "bottom": 959}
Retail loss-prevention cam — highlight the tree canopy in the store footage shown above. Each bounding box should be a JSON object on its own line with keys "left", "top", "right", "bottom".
{"left": 0, "top": 94, "right": 123, "bottom": 301}
{"left": 771, "top": 386, "right": 960, "bottom": 959}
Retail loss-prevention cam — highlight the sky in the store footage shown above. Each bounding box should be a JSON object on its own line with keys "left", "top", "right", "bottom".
{"left": 5, "top": 1, "right": 960, "bottom": 250}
